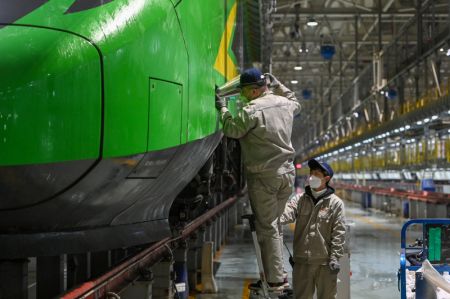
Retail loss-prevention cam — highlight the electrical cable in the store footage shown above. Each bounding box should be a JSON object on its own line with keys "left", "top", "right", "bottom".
{"left": 164, "top": 244, "right": 181, "bottom": 299}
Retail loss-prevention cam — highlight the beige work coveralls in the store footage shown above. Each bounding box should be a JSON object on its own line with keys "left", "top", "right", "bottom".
{"left": 220, "top": 83, "right": 301, "bottom": 283}
{"left": 281, "top": 187, "right": 346, "bottom": 299}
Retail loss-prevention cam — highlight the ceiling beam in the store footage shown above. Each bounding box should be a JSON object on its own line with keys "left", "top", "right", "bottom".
{"left": 272, "top": 39, "right": 405, "bottom": 44}
{"left": 271, "top": 57, "right": 373, "bottom": 63}
{"left": 272, "top": 11, "right": 448, "bottom": 18}
{"left": 334, "top": 0, "right": 373, "bottom": 12}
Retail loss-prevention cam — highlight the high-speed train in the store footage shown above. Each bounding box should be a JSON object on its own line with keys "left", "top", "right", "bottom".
{"left": 0, "top": 0, "right": 242, "bottom": 258}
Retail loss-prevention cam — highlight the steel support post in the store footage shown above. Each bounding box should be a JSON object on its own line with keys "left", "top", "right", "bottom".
{"left": 215, "top": 217, "right": 220, "bottom": 252}
{"left": 0, "top": 259, "right": 28, "bottom": 299}
{"left": 225, "top": 209, "right": 229, "bottom": 238}
{"left": 90, "top": 250, "right": 111, "bottom": 278}
{"left": 415, "top": 74, "right": 420, "bottom": 101}
{"left": 67, "top": 253, "right": 89, "bottom": 289}
{"left": 212, "top": 198, "right": 219, "bottom": 252}
{"left": 37, "top": 255, "right": 67, "bottom": 299}
{"left": 400, "top": 139, "right": 406, "bottom": 167}
{"left": 173, "top": 241, "right": 189, "bottom": 299}
{"left": 424, "top": 126, "right": 430, "bottom": 167}
{"left": 339, "top": 42, "right": 343, "bottom": 95}
{"left": 200, "top": 242, "right": 218, "bottom": 293}
{"left": 228, "top": 203, "right": 237, "bottom": 229}
{"left": 197, "top": 228, "right": 206, "bottom": 282}
{"left": 221, "top": 211, "right": 225, "bottom": 244}
{"left": 424, "top": 58, "right": 429, "bottom": 91}
{"left": 355, "top": 15, "right": 359, "bottom": 79}
{"left": 111, "top": 248, "right": 128, "bottom": 266}
{"left": 187, "top": 233, "right": 203, "bottom": 291}
{"left": 206, "top": 220, "right": 213, "bottom": 243}
{"left": 378, "top": 0, "right": 382, "bottom": 52}
{"left": 383, "top": 93, "right": 389, "bottom": 122}
{"left": 417, "top": 0, "right": 423, "bottom": 57}
{"left": 152, "top": 257, "right": 174, "bottom": 299}
{"left": 218, "top": 215, "right": 223, "bottom": 249}
{"left": 397, "top": 77, "right": 405, "bottom": 114}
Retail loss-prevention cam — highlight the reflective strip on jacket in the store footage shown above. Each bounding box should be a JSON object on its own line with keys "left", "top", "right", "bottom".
{"left": 219, "top": 83, "right": 301, "bottom": 178}
{"left": 281, "top": 187, "right": 346, "bottom": 264}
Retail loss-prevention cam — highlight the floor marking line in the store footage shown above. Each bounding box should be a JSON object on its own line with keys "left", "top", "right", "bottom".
{"left": 242, "top": 278, "right": 251, "bottom": 299}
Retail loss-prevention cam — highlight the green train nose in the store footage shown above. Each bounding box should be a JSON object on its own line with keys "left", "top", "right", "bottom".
{"left": 0, "top": 25, "right": 102, "bottom": 209}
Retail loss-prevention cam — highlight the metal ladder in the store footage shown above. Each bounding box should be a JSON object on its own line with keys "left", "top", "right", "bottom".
{"left": 242, "top": 214, "right": 290, "bottom": 299}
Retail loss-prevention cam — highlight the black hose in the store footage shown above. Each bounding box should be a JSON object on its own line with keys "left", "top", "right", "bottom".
{"left": 283, "top": 241, "right": 295, "bottom": 268}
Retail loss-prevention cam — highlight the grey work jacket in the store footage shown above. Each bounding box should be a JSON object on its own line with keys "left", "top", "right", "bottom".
{"left": 281, "top": 186, "right": 346, "bottom": 264}
{"left": 219, "top": 83, "right": 301, "bottom": 178}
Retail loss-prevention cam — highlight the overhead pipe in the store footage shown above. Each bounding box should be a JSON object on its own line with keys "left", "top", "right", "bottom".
{"left": 430, "top": 59, "right": 443, "bottom": 97}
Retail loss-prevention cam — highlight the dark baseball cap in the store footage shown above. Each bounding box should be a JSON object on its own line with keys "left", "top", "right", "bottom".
{"left": 239, "top": 68, "right": 266, "bottom": 87}
{"left": 308, "top": 159, "right": 334, "bottom": 178}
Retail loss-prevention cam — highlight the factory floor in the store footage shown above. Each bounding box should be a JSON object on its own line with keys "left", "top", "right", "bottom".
{"left": 193, "top": 200, "right": 406, "bottom": 299}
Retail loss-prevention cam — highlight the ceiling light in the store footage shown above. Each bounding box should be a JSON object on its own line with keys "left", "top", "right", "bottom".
{"left": 431, "top": 115, "right": 438, "bottom": 120}
{"left": 440, "top": 48, "right": 445, "bottom": 52}
{"left": 291, "top": 80, "right": 298, "bottom": 84}
{"left": 294, "top": 66, "right": 303, "bottom": 70}
{"left": 424, "top": 118, "right": 430, "bottom": 123}
{"left": 405, "top": 125, "right": 411, "bottom": 129}
{"left": 353, "top": 112, "right": 359, "bottom": 118}
{"left": 447, "top": 49, "right": 450, "bottom": 57}
{"left": 306, "top": 17, "right": 318, "bottom": 27}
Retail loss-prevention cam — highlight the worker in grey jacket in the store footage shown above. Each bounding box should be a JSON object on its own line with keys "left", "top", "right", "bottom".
{"left": 215, "top": 68, "right": 301, "bottom": 291}
{"left": 281, "top": 159, "right": 346, "bottom": 299}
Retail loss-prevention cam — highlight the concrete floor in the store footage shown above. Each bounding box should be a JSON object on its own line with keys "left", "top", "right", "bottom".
{"left": 345, "top": 203, "right": 404, "bottom": 299}
{"left": 193, "top": 200, "right": 407, "bottom": 299}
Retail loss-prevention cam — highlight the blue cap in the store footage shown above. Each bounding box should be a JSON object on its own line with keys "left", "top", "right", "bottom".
{"left": 308, "top": 159, "right": 334, "bottom": 178}
{"left": 239, "top": 68, "right": 266, "bottom": 87}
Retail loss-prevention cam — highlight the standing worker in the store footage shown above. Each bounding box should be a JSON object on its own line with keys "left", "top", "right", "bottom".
{"left": 281, "top": 159, "right": 346, "bottom": 299}
{"left": 215, "top": 68, "right": 301, "bottom": 292}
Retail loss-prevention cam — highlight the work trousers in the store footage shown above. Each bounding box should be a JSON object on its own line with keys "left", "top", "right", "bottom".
{"left": 247, "top": 171, "right": 295, "bottom": 283}
{"left": 293, "top": 263, "right": 337, "bottom": 299}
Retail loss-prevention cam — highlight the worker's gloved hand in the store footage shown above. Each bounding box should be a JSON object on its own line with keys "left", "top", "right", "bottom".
{"left": 215, "top": 94, "right": 226, "bottom": 110}
{"left": 329, "top": 260, "right": 340, "bottom": 274}
{"left": 264, "top": 73, "right": 280, "bottom": 88}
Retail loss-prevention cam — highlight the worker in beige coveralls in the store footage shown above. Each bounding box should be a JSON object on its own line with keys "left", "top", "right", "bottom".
{"left": 215, "top": 68, "right": 301, "bottom": 292}
{"left": 281, "top": 159, "right": 346, "bottom": 299}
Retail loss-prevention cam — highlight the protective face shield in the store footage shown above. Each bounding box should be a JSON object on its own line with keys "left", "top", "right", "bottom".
{"left": 309, "top": 175, "right": 323, "bottom": 189}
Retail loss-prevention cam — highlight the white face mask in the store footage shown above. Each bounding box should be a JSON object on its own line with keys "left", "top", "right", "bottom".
{"left": 309, "top": 175, "right": 323, "bottom": 189}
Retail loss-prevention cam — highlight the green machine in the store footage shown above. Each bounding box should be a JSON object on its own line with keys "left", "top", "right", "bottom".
{"left": 0, "top": 0, "right": 242, "bottom": 258}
